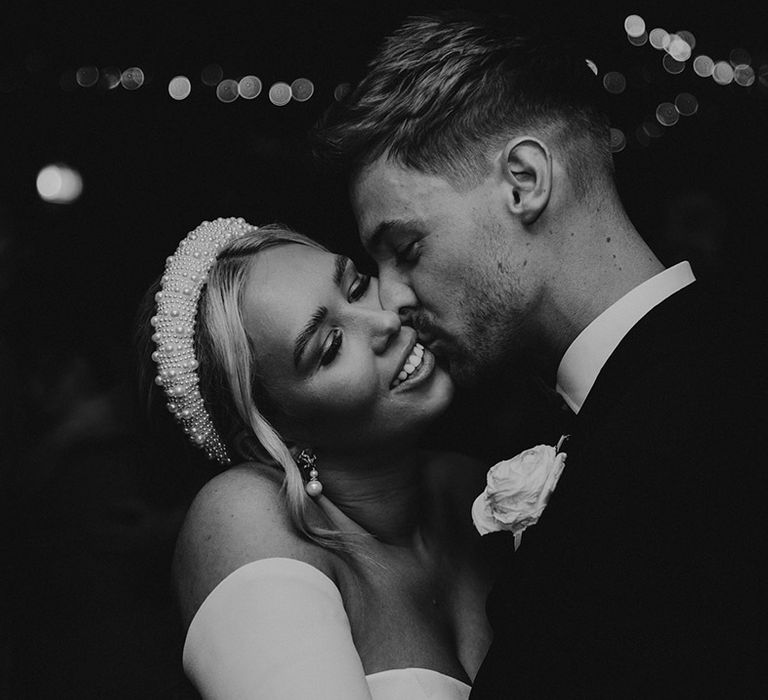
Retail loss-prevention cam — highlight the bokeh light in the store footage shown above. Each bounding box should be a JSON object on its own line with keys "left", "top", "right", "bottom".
{"left": 290, "top": 77, "right": 314, "bottom": 102}
{"left": 238, "top": 75, "right": 262, "bottom": 99}
{"left": 758, "top": 64, "right": 768, "bottom": 88}
{"left": 674, "top": 92, "right": 699, "bottom": 116}
{"left": 649, "top": 28, "right": 670, "bottom": 50}
{"left": 627, "top": 32, "right": 648, "bottom": 47}
{"left": 635, "top": 126, "right": 651, "bottom": 147}
{"left": 676, "top": 30, "right": 696, "bottom": 51}
{"left": 667, "top": 35, "right": 692, "bottom": 62}
{"left": 268, "top": 81, "right": 292, "bottom": 106}
{"left": 216, "top": 79, "right": 239, "bottom": 103}
{"left": 120, "top": 67, "right": 144, "bottom": 90}
{"left": 656, "top": 102, "right": 679, "bottom": 126}
{"left": 729, "top": 48, "right": 751, "bottom": 66}
{"left": 713, "top": 61, "right": 734, "bottom": 85}
{"left": 168, "top": 76, "right": 192, "bottom": 100}
{"left": 36, "top": 164, "right": 83, "bottom": 204}
{"left": 201, "top": 64, "right": 223, "bottom": 87}
{"left": 624, "top": 15, "right": 646, "bottom": 38}
{"left": 642, "top": 121, "right": 664, "bottom": 138}
{"left": 603, "top": 71, "right": 626, "bottom": 94}
{"left": 734, "top": 64, "right": 755, "bottom": 87}
{"left": 693, "top": 55, "right": 715, "bottom": 77}
{"left": 663, "top": 54, "right": 686, "bottom": 75}
{"left": 76, "top": 66, "right": 99, "bottom": 87}
{"left": 98, "top": 66, "right": 121, "bottom": 90}
{"left": 585, "top": 59, "right": 598, "bottom": 76}
{"left": 333, "top": 82, "right": 352, "bottom": 101}
{"left": 609, "top": 127, "right": 626, "bottom": 153}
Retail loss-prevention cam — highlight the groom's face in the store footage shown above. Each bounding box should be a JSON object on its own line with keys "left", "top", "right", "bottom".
{"left": 351, "top": 158, "right": 538, "bottom": 387}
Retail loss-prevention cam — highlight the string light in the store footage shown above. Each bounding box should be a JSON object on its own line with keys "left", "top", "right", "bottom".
{"left": 667, "top": 34, "right": 692, "bottom": 62}
{"left": 649, "top": 28, "right": 670, "bottom": 50}
{"left": 36, "top": 164, "right": 83, "bottom": 204}
{"left": 758, "top": 64, "right": 768, "bottom": 88}
{"left": 677, "top": 30, "right": 696, "bottom": 51}
{"left": 663, "top": 54, "right": 686, "bottom": 75}
{"left": 642, "top": 121, "right": 664, "bottom": 139}
{"left": 674, "top": 93, "right": 699, "bottom": 116}
{"left": 333, "top": 82, "right": 351, "bottom": 101}
{"left": 268, "top": 81, "right": 292, "bottom": 106}
{"left": 168, "top": 76, "right": 192, "bottom": 100}
{"left": 656, "top": 102, "right": 679, "bottom": 126}
{"left": 713, "top": 61, "right": 734, "bottom": 85}
{"left": 216, "top": 79, "right": 239, "bottom": 103}
{"left": 729, "top": 48, "right": 751, "bottom": 66}
{"left": 238, "top": 75, "right": 262, "bottom": 99}
{"left": 624, "top": 15, "right": 646, "bottom": 38}
{"left": 603, "top": 71, "right": 626, "bottom": 94}
{"left": 734, "top": 65, "right": 755, "bottom": 87}
{"left": 693, "top": 56, "right": 715, "bottom": 77}
{"left": 98, "top": 67, "right": 121, "bottom": 90}
{"left": 609, "top": 127, "right": 626, "bottom": 153}
{"left": 120, "top": 67, "right": 144, "bottom": 90}
{"left": 635, "top": 126, "right": 651, "bottom": 147}
{"left": 76, "top": 66, "right": 99, "bottom": 87}
{"left": 290, "top": 77, "right": 314, "bottom": 102}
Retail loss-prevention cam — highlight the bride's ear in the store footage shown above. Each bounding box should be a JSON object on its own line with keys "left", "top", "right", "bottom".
{"left": 500, "top": 137, "right": 553, "bottom": 226}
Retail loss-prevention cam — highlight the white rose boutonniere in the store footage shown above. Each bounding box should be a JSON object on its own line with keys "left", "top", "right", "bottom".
{"left": 471, "top": 436, "right": 569, "bottom": 549}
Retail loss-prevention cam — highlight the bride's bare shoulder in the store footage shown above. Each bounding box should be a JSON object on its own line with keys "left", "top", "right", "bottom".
{"left": 172, "top": 463, "right": 325, "bottom": 629}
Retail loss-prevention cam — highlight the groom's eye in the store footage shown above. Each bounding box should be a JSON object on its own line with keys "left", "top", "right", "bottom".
{"left": 394, "top": 241, "right": 420, "bottom": 265}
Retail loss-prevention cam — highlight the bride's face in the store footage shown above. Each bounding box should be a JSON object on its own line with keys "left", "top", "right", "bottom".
{"left": 240, "top": 244, "right": 454, "bottom": 450}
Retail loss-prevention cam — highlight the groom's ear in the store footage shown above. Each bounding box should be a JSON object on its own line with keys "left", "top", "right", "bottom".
{"left": 500, "top": 137, "right": 553, "bottom": 226}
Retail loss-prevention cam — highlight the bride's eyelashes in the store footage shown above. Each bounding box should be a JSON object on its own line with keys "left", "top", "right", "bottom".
{"left": 347, "top": 273, "right": 371, "bottom": 302}
{"left": 320, "top": 274, "right": 372, "bottom": 367}
{"left": 320, "top": 329, "right": 343, "bottom": 366}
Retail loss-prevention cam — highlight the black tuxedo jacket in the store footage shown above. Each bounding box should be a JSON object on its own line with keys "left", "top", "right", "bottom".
{"left": 471, "top": 283, "right": 765, "bottom": 698}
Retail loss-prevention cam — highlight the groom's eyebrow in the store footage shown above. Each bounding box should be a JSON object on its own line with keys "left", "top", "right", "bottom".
{"left": 293, "top": 254, "right": 349, "bottom": 368}
{"left": 367, "top": 219, "right": 424, "bottom": 252}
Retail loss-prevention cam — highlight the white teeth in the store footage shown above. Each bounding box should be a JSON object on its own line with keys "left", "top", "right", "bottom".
{"left": 391, "top": 343, "right": 426, "bottom": 388}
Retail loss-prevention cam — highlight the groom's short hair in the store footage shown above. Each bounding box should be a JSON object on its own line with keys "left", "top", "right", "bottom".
{"left": 312, "top": 11, "right": 613, "bottom": 198}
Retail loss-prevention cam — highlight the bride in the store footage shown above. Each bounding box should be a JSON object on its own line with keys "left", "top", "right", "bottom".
{"left": 138, "top": 217, "right": 493, "bottom": 699}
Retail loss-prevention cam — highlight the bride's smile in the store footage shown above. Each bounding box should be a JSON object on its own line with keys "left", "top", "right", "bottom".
{"left": 240, "top": 244, "right": 454, "bottom": 449}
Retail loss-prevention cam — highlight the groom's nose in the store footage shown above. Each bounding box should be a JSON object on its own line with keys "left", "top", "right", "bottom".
{"left": 377, "top": 269, "right": 419, "bottom": 325}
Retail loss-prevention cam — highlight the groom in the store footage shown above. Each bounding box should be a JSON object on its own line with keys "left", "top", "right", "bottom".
{"left": 313, "top": 10, "right": 763, "bottom": 696}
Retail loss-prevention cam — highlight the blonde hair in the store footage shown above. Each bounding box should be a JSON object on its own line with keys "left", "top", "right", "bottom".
{"left": 174, "top": 224, "right": 365, "bottom": 552}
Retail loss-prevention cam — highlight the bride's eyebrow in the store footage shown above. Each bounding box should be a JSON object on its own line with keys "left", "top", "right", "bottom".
{"left": 292, "top": 254, "right": 349, "bottom": 368}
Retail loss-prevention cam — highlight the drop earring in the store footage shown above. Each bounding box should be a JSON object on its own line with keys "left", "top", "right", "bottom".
{"left": 297, "top": 449, "right": 322, "bottom": 497}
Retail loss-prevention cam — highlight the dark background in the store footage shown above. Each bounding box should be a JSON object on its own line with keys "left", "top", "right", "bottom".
{"left": 3, "top": 0, "right": 767, "bottom": 697}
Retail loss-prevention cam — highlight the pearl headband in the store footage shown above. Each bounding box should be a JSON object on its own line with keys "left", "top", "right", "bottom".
{"left": 151, "top": 217, "right": 258, "bottom": 464}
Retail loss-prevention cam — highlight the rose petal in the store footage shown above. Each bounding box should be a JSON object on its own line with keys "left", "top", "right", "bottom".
{"left": 471, "top": 491, "right": 500, "bottom": 535}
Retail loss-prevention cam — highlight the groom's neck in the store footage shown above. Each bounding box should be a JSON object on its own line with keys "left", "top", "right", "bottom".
{"left": 540, "top": 197, "right": 665, "bottom": 362}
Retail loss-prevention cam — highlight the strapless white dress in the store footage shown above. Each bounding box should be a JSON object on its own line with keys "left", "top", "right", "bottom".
{"left": 183, "top": 557, "right": 471, "bottom": 699}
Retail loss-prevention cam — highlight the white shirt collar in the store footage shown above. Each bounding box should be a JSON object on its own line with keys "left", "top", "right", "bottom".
{"left": 556, "top": 261, "right": 696, "bottom": 414}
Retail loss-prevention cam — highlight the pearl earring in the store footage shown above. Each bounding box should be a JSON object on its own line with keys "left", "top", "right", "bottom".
{"left": 298, "top": 449, "right": 322, "bottom": 498}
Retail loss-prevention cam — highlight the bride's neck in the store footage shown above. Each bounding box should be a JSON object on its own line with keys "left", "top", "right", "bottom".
{"left": 316, "top": 446, "right": 429, "bottom": 547}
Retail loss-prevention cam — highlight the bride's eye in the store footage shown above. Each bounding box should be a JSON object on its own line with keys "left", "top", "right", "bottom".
{"left": 320, "top": 329, "right": 342, "bottom": 366}
{"left": 348, "top": 273, "right": 371, "bottom": 302}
